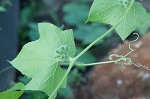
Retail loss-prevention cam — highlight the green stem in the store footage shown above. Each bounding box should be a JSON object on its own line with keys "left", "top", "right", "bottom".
{"left": 49, "top": 59, "right": 75, "bottom": 99}
{"left": 74, "top": 26, "right": 115, "bottom": 60}
{"left": 0, "top": 66, "right": 13, "bottom": 74}
{"left": 76, "top": 61, "right": 114, "bottom": 66}
{"left": 50, "top": 0, "right": 135, "bottom": 98}
{"left": 74, "top": 0, "right": 135, "bottom": 60}
{"left": 124, "top": 49, "right": 135, "bottom": 57}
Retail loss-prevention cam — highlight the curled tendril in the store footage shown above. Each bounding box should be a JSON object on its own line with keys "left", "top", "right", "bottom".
{"left": 109, "top": 33, "right": 150, "bottom": 70}
{"left": 109, "top": 54, "right": 132, "bottom": 66}
{"left": 124, "top": 33, "right": 139, "bottom": 57}
{"left": 129, "top": 33, "right": 139, "bottom": 51}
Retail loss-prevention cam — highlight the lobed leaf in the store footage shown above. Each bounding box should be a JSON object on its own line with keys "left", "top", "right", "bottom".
{"left": 10, "top": 23, "right": 75, "bottom": 78}
{"left": 87, "top": 0, "right": 150, "bottom": 40}
{"left": 10, "top": 23, "right": 76, "bottom": 99}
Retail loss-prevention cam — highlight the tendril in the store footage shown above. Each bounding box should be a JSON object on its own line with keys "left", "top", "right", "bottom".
{"left": 129, "top": 33, "right": 139, "bottom": 50}
{"left": 124, "top": 33, "right": 139, "bottom": 57}
{"left": 131, "top": 63, "right": 150, "bottom": 71}
{"left": 109, "top": 33, "right": 150, "bottom": 70}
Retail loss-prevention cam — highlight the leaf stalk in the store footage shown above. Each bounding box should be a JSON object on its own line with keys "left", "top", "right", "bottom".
{"left": 50, "top": 0, "right": 135, "bottom": 98}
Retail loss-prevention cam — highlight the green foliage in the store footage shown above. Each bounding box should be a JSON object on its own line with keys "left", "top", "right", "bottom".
{"left": 63, "top": 2, "right": 89, "bottom": 25}
{"left": 137, "top": 21, "right": 150, "bottom": 35}
{"left": 63, "top": 1, "right": 110, "bottom": 45}
{"left": 0, "top": 82, "right": 25, "bottom": 99}
{"left": 0, "top": 6, "right": 6, "bottom": 12}
{"left": 75, "top": 47, "right": 97, "bottom": 71}
{"left": 137, "top": 12, "right": 150, "bottom": 35}
{"left": 26, "top": 63, "right": 66, "bottom": 99}
{"left": 0, "top": 0, "right": 11, "bottom": 12}
{"left": 74, "top": 23, "right": 108, "bottom": 45}
{"left": 9, "top": 82, "right": 25, "bottom": 91}
{"left": 76, "top": 47, "right": 96, "bottom": 63}
{"left": 27, "top": 23, "right": 39, "bottom": 41}
{"left": 22, "top": 91, "right": 48, "bottom": 99}
{"left": 18, "top": 77, "right": 48, "bottom": 99}
{"left": 19, "top": 0, "right": 43, "bottom": 46}
{"left": 0, "top": 0, "right": 149, "bottom": 99}
{"left": 10, "top": 23, "right": 76, "bottom": 99}
{"left": 58, "top": 87, "right": 73, "bottom": 99}
{"left": 11, "top": 23, "right": 76, "bottom": 77}
{"left": 87, "top": 0, "right": 150, "bottom": 40}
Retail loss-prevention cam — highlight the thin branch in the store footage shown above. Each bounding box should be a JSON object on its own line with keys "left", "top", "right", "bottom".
{"left": 0, "top": 66, "right": 13, "bottom": 74}
{"left": 75, "top": 61, "right": 114, "bottom": 66}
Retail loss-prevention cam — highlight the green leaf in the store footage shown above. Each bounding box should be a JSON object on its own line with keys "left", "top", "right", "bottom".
{"left": 26, "top": 91, "right": 48, "bottom": 99}
{"left": 63, "top": 2, "right": 89, "bottom": 25}
{"left": 10, "top": 23, "right": 75, "bottom": 78}
{"left": 0, "top": 6, "right": 6, "bottom": 12}
{"left": 0, "top": 91, "right": 23, "bottom": 99}
{"left": 10, "top": 23, "right": 76, "bottom": 98}
{"left": 0, "top": 83, "right": 25, "bottom": 99}
{"left": 20, "top": 7, "right": 32, "bottom": 27}
{"left": 74, "top": 23, "right": 108, "bottom": 45}
{"left": 58, "top": 87, "right": 73, "bottom": 98}
{"left": 26, "top": 63, "right": 66, "bottom": 99}
{"left": 137, "top": 21, "right": 150, "bottom": 35}
{"left": 28, "top": 23, "right": 39, "bottom": 41}
{"left": 9, "top": 82, "right": 25, "bottom": 91}
{"left": 87, "top": 0, "right": 150, "bottom": 40}
{"left": 137, "top": 12, "right": 150, "bottom": 35}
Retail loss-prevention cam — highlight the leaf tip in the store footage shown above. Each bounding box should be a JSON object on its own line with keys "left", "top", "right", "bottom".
{"left": 8, "top": 60, "right": 13, "bottom": 66}
{"left": 120, "top": 36, "right": 126, "bottom": 41}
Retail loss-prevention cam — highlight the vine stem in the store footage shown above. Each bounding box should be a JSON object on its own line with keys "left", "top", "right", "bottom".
{"left": 49, "top": 59, "right": 75, "bottom": 99}
{"left": 0, "top": 66, "right": 13, "bottom": 74}
{"left": 60, "top": 61, "right": 114, "bottom": 66}
{"left": 74, "top": 26, "right": 116, "bottom": 60}
{"left": 74, "top": 0, "right": 135, "bottom": 60}
{"left": 75, "top": 61, "right": 114, "bottom": 66}
{"left": 50, "top": 0, "right": 135, "bottom": 98}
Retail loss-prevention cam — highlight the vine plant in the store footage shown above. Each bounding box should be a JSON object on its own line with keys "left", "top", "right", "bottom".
{"left": 0, "top": 0, "right": 150, "bottom": 99}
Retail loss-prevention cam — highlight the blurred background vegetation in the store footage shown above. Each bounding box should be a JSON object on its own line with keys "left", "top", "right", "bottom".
{"left": 0, "top": 0, "right": 150, "bottom": 99}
